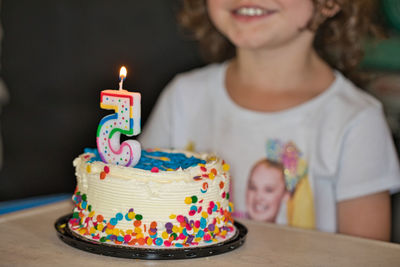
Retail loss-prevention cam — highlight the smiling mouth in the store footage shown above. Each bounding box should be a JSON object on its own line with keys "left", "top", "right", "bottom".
{"left": 253, "top": 203, "right": 269, "bottom": 212}
{"left": 232, "top": 6, "right": 277, "bottom": 17}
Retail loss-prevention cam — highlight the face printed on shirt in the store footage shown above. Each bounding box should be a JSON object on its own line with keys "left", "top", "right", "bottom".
{"left": 246, "top": 159, "right": 289, "bottom": 222}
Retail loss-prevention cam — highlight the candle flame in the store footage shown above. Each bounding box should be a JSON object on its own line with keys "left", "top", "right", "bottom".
{"left": 119, "top": 66, "right": 127, "bottom": 79}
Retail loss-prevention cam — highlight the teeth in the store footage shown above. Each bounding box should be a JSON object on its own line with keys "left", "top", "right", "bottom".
{"left": 255, "top": 204, "right": 268, "bottom": 212}
{"left": 236, "top": 7, "right": 266, "bottom": 16}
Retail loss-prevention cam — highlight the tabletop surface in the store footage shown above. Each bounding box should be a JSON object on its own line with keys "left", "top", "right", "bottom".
{"left": 1, "top": 200, "right": 400, "bottom": 267}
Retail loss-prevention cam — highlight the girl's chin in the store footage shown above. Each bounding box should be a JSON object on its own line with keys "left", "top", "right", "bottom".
{"left": 224, "top": 27, "right": 279, "bottom": 51}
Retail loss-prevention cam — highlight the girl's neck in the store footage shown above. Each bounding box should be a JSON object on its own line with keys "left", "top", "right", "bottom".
{"left": 231, "top": 44, "right": 333, "bottom": 93}
{"left": 225, "top": 43, "right": 335, "bottom": 112}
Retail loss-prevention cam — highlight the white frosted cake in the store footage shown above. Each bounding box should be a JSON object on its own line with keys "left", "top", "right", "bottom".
{"left": 68, "top": 148, "right": 235, "bottom": 247}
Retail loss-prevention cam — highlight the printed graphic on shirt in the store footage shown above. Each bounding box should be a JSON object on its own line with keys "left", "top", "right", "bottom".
{"left": 246, "top": 139, "right": 315, "bottom": 229}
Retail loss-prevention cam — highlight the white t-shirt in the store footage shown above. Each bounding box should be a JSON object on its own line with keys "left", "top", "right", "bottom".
{"left": 139, "top": 63, "right": 400, "bottom": 233}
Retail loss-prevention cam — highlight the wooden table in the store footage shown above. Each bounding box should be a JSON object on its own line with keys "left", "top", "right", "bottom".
{"left": 1, "top": 200, "right": 399, "bottom": 266}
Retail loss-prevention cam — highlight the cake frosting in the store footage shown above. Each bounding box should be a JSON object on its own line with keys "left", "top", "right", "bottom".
{"left": 69, "top": 148, "right": 235, "bottom": 248}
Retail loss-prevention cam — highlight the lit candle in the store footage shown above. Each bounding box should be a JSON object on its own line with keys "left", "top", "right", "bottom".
{"left": 96, "top": 66, "right": 141, "bottom": 167}
{"left": 119, "top": 66, "right": 127, "bottom": 90}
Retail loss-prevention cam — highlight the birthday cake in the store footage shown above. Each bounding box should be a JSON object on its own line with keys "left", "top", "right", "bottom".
{"left": 68, "top": 67, "right": 234, "bottom": 248}
{"left": 68, "top": 148, "right": 235, "bottom": 248}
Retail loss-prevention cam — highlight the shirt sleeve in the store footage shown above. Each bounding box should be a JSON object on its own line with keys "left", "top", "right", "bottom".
{"left": 336, "top": 105, "right": 400, "bottom": 202}
{"left": 138, "top": 80, "right": 176, "bottom": 149}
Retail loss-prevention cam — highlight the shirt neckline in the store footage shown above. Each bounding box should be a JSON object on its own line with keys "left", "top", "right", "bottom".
{"left": 216, "top": 61, "right": 343, "bottom": 119}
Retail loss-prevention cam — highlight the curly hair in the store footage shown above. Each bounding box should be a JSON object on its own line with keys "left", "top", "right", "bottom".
{"left": 178, "top": 0, "right": 384, "bottom": 85}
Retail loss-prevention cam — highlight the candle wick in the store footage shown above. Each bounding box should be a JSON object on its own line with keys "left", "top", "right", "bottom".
{"left": 119, "top": 77, "right": 124, "bottom": 90}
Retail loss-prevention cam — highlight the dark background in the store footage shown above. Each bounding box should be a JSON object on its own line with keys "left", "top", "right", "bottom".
{"left": 0, "top": 0, "right": 205, "bottom": 200}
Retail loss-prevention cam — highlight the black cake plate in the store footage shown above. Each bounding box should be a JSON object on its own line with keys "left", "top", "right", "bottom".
{"left": 55, "top": 213, "right": 247, "bottom": 260}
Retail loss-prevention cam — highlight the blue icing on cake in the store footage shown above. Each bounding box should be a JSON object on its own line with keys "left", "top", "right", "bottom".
{"left": 83, "top": 148, "right": 206, "bottom": 171}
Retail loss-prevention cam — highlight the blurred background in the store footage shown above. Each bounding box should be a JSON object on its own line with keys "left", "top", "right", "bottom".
{"left": 0, "top": 0, "right": 399, "bottom": 240}
{"left": 0, "top": 0, "right": 204, "bottom": 200}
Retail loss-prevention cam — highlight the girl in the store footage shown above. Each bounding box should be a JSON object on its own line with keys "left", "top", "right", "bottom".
{"left": 139, "top": 0, "right": 400, "bottom": 241}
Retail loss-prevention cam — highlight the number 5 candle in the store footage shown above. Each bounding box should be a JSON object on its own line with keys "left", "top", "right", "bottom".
{"left": 96, "top": 66, "right": 141, "bottom": 167}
